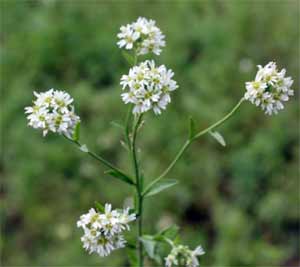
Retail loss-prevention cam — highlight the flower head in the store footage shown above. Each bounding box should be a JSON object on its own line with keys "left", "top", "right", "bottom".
{"left": 117, "top": 17, "right": 165, "bottom": 56}
{"left": 244, "top": 62, "right": 294, "bottom": 115}
{"left": 77, "top": 204, "right": 136, "bottom": 257}
{"left": 165, "top": 244, "right": 205, "bottom": 267}
{"left": 25, "top": 89, "right": 80, "bottom": 137}
{"left": 120, "top": 60, "right": 178, "bottom": 115}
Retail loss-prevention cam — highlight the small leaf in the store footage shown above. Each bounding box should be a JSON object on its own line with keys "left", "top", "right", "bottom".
{"left": 120, "top": 140, "right": 129, "bottom": 151}
{"left": 188, "top": 116, "right": 196, "bottom": 140}
{"left": 159, "top": 225, "right": 180, "bottom": 240}
{"left": 79, "top": 144, "right": 89, "bottom": 153}
{"left": 111, "top": 121, "right": 124, "bottom": 130}
{"left": 209, "top": 131, "right": 226, "bottom": 146}
{"left": 94, "top": 201, "right": 105, "bottom": 213}
{"left": 143, "top": 179, "right": 178, "bottom": 197}
{"left": 140, "top": 236, "right": 157, "bottom": 259}
{"left": 73, "top": 122, "right": 80, "bottom": 141}
{"left": 105, "top": 169, "right": 135, "bottom": 185}
{"left": 122, "top": 51, "right": 135, "bottom": 66}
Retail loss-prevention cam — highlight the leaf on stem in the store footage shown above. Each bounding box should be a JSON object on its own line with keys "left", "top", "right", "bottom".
{"left": 143, "top": 179, "right": 178, "bottom": 197}
{"left": 209, "top": 131, "right": 226, "bottom": 147}
{"left": 111, "top": 121, "right": 124, "bottom": 130}
{"left": 105, "top": 169, "right": 135, "bottom": 185}
{"left": 94, "top": 201, "right": 105, "bottom": 213}
{"left": 73, "top": 122, "right": 80, "bottom": 141}
{"left": 79, "top": 144, "right": 89, "bottom": 153}
{"left": 188, "top": 116, "right": 196, "bottom": 140}
{"left": 140, "top": 235, "right": 157, "bottom": 259}
{"left": 122, "top": 51, "right": 135, "bottom": 66}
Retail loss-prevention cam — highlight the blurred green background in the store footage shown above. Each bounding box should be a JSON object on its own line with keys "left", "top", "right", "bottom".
{"left": 1, "top": 0, "right": 299, "bottom": 266}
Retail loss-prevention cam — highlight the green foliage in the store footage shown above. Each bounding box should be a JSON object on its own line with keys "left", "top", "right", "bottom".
{"left": 143, "top": 179, "right": 178, "bottom": 197}
{"left": 104, "top": 169, "right": 135, "bottom": 186}
{"left": 1, "top": 0, "right": 299, "bottom": 266}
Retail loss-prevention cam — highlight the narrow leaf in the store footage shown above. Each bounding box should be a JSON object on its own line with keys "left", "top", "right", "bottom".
{"left": 143, "top": 179, "right": 178, "bottom": 197}
{"left": 188, "top": 116, "right": 196, "bottom": 140}
{"left": 105, "top": 169, "right": 135, "bottom": 185}
{"left": 209, "top": 131, "right": 226, "bottom": 146}
{"left": 122, "top": 51, "right": 135, "bottom": 66}
{"left": 73, "top": 122, "right": 80, "bottom": 141}
{"left": 95, "top": 201, "right": 105, "bottom": 213}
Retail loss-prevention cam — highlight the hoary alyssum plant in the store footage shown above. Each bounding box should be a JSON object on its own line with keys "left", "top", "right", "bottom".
{"left": 25, "top": 17, "right": 294, "bottom": 267}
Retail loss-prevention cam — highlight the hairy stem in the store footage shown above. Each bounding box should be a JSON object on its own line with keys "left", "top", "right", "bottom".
{"left": 153, "top": 97, "right": 245, "bottom": 184}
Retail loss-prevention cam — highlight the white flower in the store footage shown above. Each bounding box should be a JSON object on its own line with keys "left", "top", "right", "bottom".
{"left": 25, "top": 89, "right": 80, "bottom": 137}
{"left": 117, "top": 17, "right": 165, "bottom": 56}
{"left": 77, "top": 204, "right": 136, "bottom": 257}
{"left": 120, "top": 60, "right": 178, "bottom": 115}
{"left": 165, "top": 244, "right": 205, "bottom": 267}
{"left": 244, "top": 62, "right": 294, "bottom": 115}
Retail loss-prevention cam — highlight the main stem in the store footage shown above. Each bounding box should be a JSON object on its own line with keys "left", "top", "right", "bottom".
{"left": 131, "top": 114, "right": 144, "bottom": 266}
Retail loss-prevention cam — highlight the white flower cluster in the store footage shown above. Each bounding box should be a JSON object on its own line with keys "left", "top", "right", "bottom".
{"left": 117, "top": 17, "right": 165, "bottom": 55}
{"left": 77, "top": 204, "right": 136, "bottom": 257}
{"left": 244, "top": 61, "right": 294, "bottom": 115}
{"left": 121, "top": 60, "right": 178, "bottom": 114}
{"left": 25, "top": 89, "right": 80, "bottom": 137}
{"left": 165, "top": 244, "right": 205, "bottom": 267}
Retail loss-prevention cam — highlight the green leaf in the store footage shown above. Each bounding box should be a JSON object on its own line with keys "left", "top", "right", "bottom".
{"left": 188, "top": 116, "right": 196, "bottom": 139}
{"left": 79, "top": 144, "right": 89, "bottom": 153}
{"left": 126, "top": 247, "right": 138, "bottom": 267}
{"left": 111, "top": 121, "right": 124, "bottom": 130}
{"left": 143, "top": 179, "right": 178, "bottom": 197}
{"left": 140, "top": 235, "right": 157, "bottom": 259}
{"left": 122, "top": 51, "right": 135, "bottom": 66}
{"left": 72, "top": 122, "right": 80, "bottom": 141}
{"left": 94, "top": 201, "right": 104, "bottom": 213}
{"left": 105, "top": 169, "right": 135, "bottom": 185}
{"left": 159, "top": 224, "right": 180, "bottom": 240}
{"left": 209, "top": 131, "right": 226, "bottom": 146}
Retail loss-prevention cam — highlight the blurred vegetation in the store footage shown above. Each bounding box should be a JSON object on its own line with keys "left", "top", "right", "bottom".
{"left": 1, "top": 0, "right": 299, "bottom": 266}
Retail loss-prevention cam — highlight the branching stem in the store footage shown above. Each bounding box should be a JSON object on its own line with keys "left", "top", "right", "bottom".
{"left": 149, "top": 97, "right": 245, "bottom": 189}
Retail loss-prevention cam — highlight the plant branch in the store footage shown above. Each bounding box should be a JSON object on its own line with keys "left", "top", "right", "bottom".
{"left": 63, "top": 135, "right": 129, "bottom": 178}
{"left": 151, "top": 97, "right": 245, "bottom": 186}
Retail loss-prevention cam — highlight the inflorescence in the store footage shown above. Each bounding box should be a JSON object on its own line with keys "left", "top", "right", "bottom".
{"left": 117, "top": 17, "right": 165, "bottom": 56}
{"left": 120, "top": 60, "right": 178, "bottom": 114}
{"left": 244, "top": 61, "right": 294, "bottom": 115}
{"left": 25, "top": 89, "right": 80, "bottom": 137}
{"left": 77, "top": 204, "right": 136, "bottom": 257}
{"left": 165, "top": 244, "right": 205, "bottom": 267}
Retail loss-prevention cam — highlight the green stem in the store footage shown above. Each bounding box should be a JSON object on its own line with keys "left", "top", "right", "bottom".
{"left": 130, "top": 114, "right": 144, "bottom": 267}
{"left": 124, "top": 105, "right": 133, "bottom": 148}
{"left": 151, "top": 97, "right": 245, "bottom": 186}
{"left": 63, "top": 135, "right": 128, "bottom": 177}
